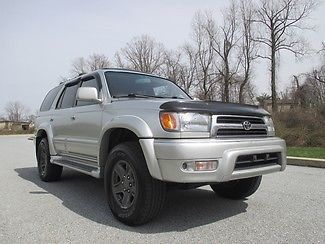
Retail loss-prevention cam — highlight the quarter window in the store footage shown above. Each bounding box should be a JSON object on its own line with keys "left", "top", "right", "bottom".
{"left": 40, "top": 85, "right": 62, "bottom": 111}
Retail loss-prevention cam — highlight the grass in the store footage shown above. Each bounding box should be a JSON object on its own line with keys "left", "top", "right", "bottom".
{"left": 287, "top": 147, "right": 325, "bottom": 159}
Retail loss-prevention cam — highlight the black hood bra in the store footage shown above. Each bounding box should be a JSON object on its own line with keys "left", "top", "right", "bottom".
{"left": 160, "top": 100, "right": 269, "bottom": 117}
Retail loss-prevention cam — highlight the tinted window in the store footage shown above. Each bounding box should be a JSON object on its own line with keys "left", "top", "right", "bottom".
{"left": 40, "top": 85, "right": 62, "bottom": 111}
{"left": 105, "top": 72, "right": 190, "bottom": 99}
{"left": 57, "top": 83, "right": 79, "bottom": 109}
{"left": 76, "top": 77, "right": 100, "bottom": 106}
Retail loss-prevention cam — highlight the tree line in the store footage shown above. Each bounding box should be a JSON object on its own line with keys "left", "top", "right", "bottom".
{"left": 70, "top": 0, "right": 324, "bottom": 113}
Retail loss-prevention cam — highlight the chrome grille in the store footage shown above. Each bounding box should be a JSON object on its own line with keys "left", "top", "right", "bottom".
{"left": 217, "top": 116, "right": 264, "bottom": 124}
{"left": 212, "top": 115, "right": 267, "bottom": 138}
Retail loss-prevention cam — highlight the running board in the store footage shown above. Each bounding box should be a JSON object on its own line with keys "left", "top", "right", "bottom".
{"left": 50, "top": 156, "right": 100, "bottom": 178}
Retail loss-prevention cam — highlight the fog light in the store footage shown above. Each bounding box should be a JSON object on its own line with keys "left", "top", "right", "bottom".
{"left": 182, "top": 160, "right": 218, "bottom": 171}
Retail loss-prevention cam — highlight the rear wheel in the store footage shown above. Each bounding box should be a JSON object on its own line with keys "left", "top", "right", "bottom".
{"left": 37, "top": 137, "right": 63, "bottom": 182}
{"left": 210, "top": 176, "right": 262, "bottom": 199}
{"left": 105, "top": 142, "right": 166, "bottom": 226}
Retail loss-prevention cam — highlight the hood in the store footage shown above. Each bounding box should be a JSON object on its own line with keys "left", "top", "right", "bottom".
{"left": 110, "top": 98, "right": 172, "bottom": 110}
{"left": 160, "top": 100, "right": 269, "bottom": 117}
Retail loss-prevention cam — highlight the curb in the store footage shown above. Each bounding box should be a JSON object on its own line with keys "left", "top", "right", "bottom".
{"left": 287, "top": 156, "right": 325, "bottom": 168}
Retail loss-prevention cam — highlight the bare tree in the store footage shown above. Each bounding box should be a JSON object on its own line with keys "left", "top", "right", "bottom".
{"left": 311, "top": 42, "right": 325, "bottom": 84}
{"left": 192, "top": 12, "right": 218, "bottom": 100}
{"left": 71, "top": 57, "right": 88, "bottom": 75}
{"left": 0, "top": 113, "right": 5, "bottom": 120}
{"left": 288, "top": 55, "right": 325, "bottom": 108}
{"left": 253, "top": 0, "right": 317, "bottom": 112}
{"left": 115, "top": 35, "right": 165, "bottom": 74}
{"left": 302, "top": 45, "right": 325, "bottom": 104}
{"left": 291, "top": 74, "right": 325, "bottom": 107}
{"left": 162, "top": 50, "right": 183, "bottom": 83}
{"left": 292, "top": 74, "right": 304, "bottom": 105}
{"left": 205, "top": 4, "right": 242, "bottom": 102}
{"left": 5, "top": 101, "right": 29, "bottom": 122}
{"left": 312, "top": 68, "right": 325, "bottom": 84}
{"left": 179, "top": 44, "right": 199, "bottom": 94}
{"left": 256, "top": 93, "right": 272, "bottom": 107}
{"left": 71, "top": 53, "right": 110, "bottom": 75}
{"left": 238, "top": 0, "right": 258, "bottom": 103}
{"left": 87, "top": 53, "right": 110, "bottom": 71}
{"left": 162, "top": 45, "right": 198, "bottom": 94}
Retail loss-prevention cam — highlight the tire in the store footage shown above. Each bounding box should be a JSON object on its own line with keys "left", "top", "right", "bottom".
{"left": 210, "top": 176, "right": 262, "bottom": 199}
{"left": 37, "top": 137, "right": 63, "bottom": 182}
{"left": 104, "top": 142, "right": 166, "bottom": 226}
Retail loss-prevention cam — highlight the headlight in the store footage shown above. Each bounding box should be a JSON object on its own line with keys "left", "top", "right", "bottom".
{"left": 160, "top": 112, "right": 211, "bottom": 132}
{"left": 263, "top": 116, "right": 275, "bottom": 136}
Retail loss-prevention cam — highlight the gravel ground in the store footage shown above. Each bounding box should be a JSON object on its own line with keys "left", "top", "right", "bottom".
{"left": 0, "top": 135, "right": 324, "bottom": 243}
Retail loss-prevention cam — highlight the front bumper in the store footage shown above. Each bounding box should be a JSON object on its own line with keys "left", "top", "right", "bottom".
{"left": 140, "top": 137, "right": 286, "bottom": 183}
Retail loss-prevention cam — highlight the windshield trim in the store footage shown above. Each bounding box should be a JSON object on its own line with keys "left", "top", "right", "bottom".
{"left": 104, "top": 71, "right": 192, "bottom": 100}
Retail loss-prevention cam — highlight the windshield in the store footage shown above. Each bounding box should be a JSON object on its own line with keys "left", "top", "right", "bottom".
{"left": 105, "top": 71, "right": 190, "bottom": 99}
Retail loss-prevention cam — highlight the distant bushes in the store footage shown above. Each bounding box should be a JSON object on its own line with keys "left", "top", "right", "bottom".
{"left": 0, "top": 129, "right": 34, "bottom": 135}
{"left": 274, "top": 107, "right": 325, "bottom": 147}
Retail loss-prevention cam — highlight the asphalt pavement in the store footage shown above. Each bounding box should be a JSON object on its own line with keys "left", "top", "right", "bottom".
{"left": 0, "top": 135, "right": 324, "bottom": 243}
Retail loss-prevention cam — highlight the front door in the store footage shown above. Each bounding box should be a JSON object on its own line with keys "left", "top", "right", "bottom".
{"left": 65, "top": 75, "right": 103, "bottom": 163}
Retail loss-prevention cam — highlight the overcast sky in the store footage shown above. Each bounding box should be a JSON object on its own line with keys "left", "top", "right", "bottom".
{"left": 0, "top": 0, "right": 324, "bottom": 115}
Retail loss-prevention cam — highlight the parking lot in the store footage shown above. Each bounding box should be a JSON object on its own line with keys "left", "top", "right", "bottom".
{"left": 0, "top": 135, "right": 324, "bottom": 243}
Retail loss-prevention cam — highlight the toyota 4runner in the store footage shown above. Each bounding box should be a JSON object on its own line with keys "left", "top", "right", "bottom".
{"left": 34, "top": 69, "right": 286, "bottom": 225}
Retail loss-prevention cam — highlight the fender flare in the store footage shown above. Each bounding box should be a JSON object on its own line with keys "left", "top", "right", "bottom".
{"left": 98, "top": 116, "right": 163, "bottom": 180}
{"left": 100, "top": 115, "right": 153, "bottom": 139}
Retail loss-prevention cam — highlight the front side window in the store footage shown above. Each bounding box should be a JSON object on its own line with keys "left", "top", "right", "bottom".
{"left": 57, "top": 83, "right": 79, "bottom": 109}
{"left": 40, "top": 85, "right": 62, "bottom": 111}
{"left": 105, "top": 72, "right": 190, "bottom": 99}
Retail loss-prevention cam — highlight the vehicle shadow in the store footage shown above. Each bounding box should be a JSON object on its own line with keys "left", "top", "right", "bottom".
{"left": 15, "top": 167, "right": 248, "bottom": 233}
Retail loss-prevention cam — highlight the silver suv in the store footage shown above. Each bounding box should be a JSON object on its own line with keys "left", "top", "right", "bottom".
{"left": 34, "top": 69, "right": 286, "bottom": 225}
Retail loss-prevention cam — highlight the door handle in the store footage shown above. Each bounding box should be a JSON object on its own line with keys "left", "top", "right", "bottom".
{"left": 71, "top": 115, "right": 76, "bottom": 120}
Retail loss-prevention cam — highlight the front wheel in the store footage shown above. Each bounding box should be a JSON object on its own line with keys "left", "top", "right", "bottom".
{"left": 104, "top": 142, "right": 166, "bottom": 226}
{"left": 210, "top": 176, "right": 262, "bottom": 199}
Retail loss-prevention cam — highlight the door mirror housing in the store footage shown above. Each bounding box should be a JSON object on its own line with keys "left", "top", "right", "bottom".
{"left": 76, "top": 87, "right": 102, "bottom": 103}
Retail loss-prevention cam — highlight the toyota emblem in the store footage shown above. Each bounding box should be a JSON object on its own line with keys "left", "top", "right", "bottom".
{"left": 242, "top": 121, "right": 252, "bottom": 131}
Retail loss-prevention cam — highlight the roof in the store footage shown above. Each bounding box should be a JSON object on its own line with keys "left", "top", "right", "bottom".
{"left": 64, "top": 68, "right": 165, "bottom": 86}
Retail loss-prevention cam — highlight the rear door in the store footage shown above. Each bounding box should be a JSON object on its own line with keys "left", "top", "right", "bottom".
{"left": 65, "top": 74, "right": 103, "bottom": 163}
{"left": 37, "top": 85, "right": 63, "bottom": 153}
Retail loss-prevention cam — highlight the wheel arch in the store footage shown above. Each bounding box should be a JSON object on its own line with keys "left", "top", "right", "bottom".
{"left": 98, "top": 116, "right": 154, "bottom": 177}
{"left": 98, "top": 128, "right": 138, "bottom": 171}
{"left": 35, "top": 124, "right": 56, "bottom": 155}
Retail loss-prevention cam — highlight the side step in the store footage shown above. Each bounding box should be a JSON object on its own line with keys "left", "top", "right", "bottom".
{"left": 50, "top": 156, "right": 101, "bottom": 178}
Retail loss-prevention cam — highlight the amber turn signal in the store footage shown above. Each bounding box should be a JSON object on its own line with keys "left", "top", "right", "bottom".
{"left": 160, "top": 112, "right": 179, "bottom": 131}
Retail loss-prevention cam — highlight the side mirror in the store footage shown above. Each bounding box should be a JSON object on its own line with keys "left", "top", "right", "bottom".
{"left": 76, "top": 87, "right": 102, "bottom": 103}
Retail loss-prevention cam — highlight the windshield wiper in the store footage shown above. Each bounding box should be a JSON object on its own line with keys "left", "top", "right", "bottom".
{"left": 113, "top": 93, "right": 160, "bottom": 98}
{"left": 164, "top": 96, "right": 184, "bottom": 99}
{"left": 113, "top": 93, "right": 184, "bottom": 99}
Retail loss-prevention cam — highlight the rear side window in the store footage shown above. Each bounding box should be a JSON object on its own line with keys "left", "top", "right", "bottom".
{"left": 57, "top": 83, "right": 79, "bottom": 109}
{"left": 40, "top": 85, "right": 62, "bottom": 111}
